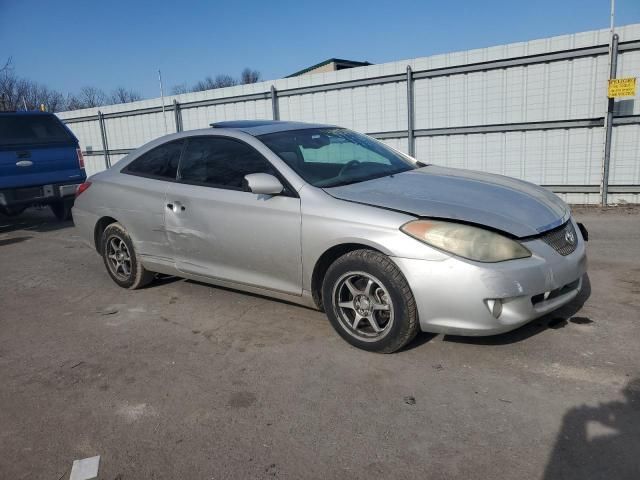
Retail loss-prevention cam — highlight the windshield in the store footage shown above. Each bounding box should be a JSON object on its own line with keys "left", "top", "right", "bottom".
{"left": 258, "top": 128, "right": 417, "bottom": 187}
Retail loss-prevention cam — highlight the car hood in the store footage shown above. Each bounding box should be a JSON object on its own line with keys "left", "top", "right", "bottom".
{"left": 324, "top": 166, "right": 570, "bottom": 238}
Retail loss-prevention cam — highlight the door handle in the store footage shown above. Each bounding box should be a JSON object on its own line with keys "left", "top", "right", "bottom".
{"left": 166, "top": 202, "right": 186, "bottom": 212}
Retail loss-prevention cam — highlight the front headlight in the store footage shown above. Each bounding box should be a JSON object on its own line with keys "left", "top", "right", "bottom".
{"left": 401, "top": 219, "right": 531, "bottom": 262}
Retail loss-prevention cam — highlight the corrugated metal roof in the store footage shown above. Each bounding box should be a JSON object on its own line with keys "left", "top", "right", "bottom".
{"left": 286, "top": 58, "right": 372, "bottom": 78}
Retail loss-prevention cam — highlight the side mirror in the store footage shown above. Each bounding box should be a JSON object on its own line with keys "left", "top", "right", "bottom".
{"left": 244, "top": 173, "right": 284, "bottom": 195}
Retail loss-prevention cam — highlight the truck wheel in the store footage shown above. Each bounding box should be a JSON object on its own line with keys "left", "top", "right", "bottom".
{"left": 322, "top": 249, "right": 419, "bottom": 353}
{"left": 0, "top": 206, "right": 26, "bottom": 217}
{"left": 101, "top": 222, "right": 154, "bottom": 289}
{"left": 50, "top": 199, "right": 73, "bottom": 221}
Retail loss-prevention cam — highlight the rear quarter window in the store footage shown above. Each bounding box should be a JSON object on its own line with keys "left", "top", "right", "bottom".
{"left": 122, "top": 140, "right": 184, "bottom": 180}
{"left": 0, "top": 115, "right": 75, "bottom": 147}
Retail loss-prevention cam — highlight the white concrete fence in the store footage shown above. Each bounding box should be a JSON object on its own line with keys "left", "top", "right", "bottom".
{"left": 57, "top": 24, "right": 640, "bottom": 204}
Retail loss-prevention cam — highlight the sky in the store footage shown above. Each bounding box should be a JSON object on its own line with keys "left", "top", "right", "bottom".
{"left": 1, "top": 0, "right": 639, "bottom": 98}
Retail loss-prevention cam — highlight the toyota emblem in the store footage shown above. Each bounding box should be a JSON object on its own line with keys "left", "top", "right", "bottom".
{"left": 565, "top": 230, "right": 576, "bottom": 245}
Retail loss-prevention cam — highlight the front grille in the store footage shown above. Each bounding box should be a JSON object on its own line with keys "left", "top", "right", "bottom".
{"left": 540, "top": 221, "right": 578, "bottom": 256}
{"left": 531, "top": 278, "right": 581, "bottom": 305}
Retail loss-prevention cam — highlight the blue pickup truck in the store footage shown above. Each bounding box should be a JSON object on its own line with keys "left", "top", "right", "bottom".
{"left": 0, "top": 111, "right": 86, "bottom": 220}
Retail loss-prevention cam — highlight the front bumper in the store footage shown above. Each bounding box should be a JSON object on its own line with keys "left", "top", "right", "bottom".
{"left": 392, "top": 219, "right": 587, "bottom": 336}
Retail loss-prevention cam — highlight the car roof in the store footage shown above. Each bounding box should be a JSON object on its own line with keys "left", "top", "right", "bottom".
{"left": 210, "top": 120, "right": 335, "bottom": 136}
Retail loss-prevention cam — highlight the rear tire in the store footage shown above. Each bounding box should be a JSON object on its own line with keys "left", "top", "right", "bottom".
{"left": 0, "top": 206, "right": 26, "bottom": 217}
{"left": 322, "top": 249, "right": 419, "bottom": 353}
{"left": 50, "top": 199, "right": 73, "bottom": 221}
{"left": 101, "top": 222, "right": 154, "bottom": 289}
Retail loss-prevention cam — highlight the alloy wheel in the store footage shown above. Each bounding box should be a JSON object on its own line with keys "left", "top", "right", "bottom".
{"left": 106, "top": 235, "right": 132, "bottom": 281}
{"left": 333, "top": 271, "right": 394, "bottom": 342}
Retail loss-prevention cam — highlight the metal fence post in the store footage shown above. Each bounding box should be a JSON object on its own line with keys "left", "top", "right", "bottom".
{"left": 406, "top": 66, "right": 415, "bottom": 157}
{"left": 270, "top": 85, "right": 279, "bottom": 120}
{"left": 173, "top": 99, "right": 182, "bottom": 132}
{"left": 601, "top": 33, "right": 619, "bottom": 206}
{"left": 98, "top": 111, "right": 111, "bottom": 169}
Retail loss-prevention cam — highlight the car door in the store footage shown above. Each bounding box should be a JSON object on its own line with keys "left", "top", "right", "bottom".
{"left": 164, "top": 135, "right": 302, "bottom": 295}
{"left": 117, "top": 139, "right": 183, "bottom": 261}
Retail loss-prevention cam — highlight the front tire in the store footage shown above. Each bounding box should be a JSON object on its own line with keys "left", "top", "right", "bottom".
{"left": 101, "top": 223, "right": 154, "bottom": 289}
{"left": 322, "top": 249, "right": 419, "bottom": 353}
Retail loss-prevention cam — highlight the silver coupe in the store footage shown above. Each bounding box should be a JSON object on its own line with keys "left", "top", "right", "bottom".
{"left": 73, "top": 120, "right": 587, "bottom": 352}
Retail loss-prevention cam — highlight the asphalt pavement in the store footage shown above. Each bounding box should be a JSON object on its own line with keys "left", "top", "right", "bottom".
{"left": 1, "top": 205, "right": 639, "bottom": 479}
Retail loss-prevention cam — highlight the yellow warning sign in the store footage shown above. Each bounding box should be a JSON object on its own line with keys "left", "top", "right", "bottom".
{"left": 608, "top": 77, "right": 637, "bottom": 98}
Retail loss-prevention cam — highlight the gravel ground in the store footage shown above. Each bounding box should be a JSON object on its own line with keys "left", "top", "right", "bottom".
{"left": 0, "top": 206, "right": 639, "bottom": 480}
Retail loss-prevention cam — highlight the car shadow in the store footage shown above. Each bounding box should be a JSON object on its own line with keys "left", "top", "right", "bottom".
{"left": 0, "top": 208, "right": 73, "bottom": 234}
{"left": 146, "top": 271, "right": 591, "bottom": 350}
{"left": 154, "top": 275, "right": 441, "bottom": 350}
{"left": 542, "top": 376, "right": 640, "bottom": 479}
{"left": 399, "top": 331, "right": 439, "bottom": 352}
{"left": 173, "top": 278, "right": 320, "bottom": 311}
{"left": 0, "top": 236, "right": 33, "bottom": 247}
{"left": 151, "top": 274, "right": 183, "bottom": 287}
{"left": 442, "top": 274, "right": 592, "bottom": 346}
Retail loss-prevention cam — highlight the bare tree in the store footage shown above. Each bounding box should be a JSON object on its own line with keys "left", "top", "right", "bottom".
{"left": 62, "top": 87, "right": 109, "bottom": 110}
{"left": 191, "top": 76, "right": 215, "bottom": 92}
{"left": 65, "top": 93, "right": 84, "bottom": 111}
{"left": 77, "top": 86, "right": 107, "bottom": 108}
{"left": 0, "top": 58, "right": 19, "bottom": 111}
{"left": 0, "top": 57, "right": 12, "bottom": 74}
{"left": 45, "top": 90, "right": 66, "bottom": 112}
{"left": 213, "top": 74, "right": 238, "bottom": 88}
{"left": 0, "top": 60, "right": 17, "bottom": 110}
{"left": 109, "top": 86, "right": 142, "bottom": 104}
{"left": 21, "top": 82, "right": 46, "bottom": 110}
{"left": 240, "top": 68, "right": 261, "bottom": 84}
{"left": 174, "top": 68, "right": 260, "bottom": 94}
{"left": 192, "top": 74, "right": 238, "bottom": 92}
{"left": 171, "top": 83, "right": 189, "bottom": 95}
{"left": 0, "top": 59, "right": 148, "bottom": 112}
{"left": 0, "top": 63, "right": 68, "bottom": 112}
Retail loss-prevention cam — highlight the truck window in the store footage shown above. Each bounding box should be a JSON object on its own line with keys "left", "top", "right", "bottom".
{"left": 0, "top": 115, "right": 75, "bottom": 147}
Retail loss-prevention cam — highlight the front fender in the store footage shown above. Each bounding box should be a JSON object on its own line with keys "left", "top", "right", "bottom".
{"left": 300, "top": 187, "right": 450, "bottom": 291}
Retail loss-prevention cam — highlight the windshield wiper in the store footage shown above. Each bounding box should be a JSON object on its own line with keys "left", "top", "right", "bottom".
{"left": 315, "top": 178, "right": 353, "bottom": 188}
{"left": 318, "top": 169, "right": 410, "bottom": 188}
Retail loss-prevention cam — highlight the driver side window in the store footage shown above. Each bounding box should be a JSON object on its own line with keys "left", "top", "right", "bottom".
{"left": 179, "top": 137, "right": 277, "bottom": 190}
